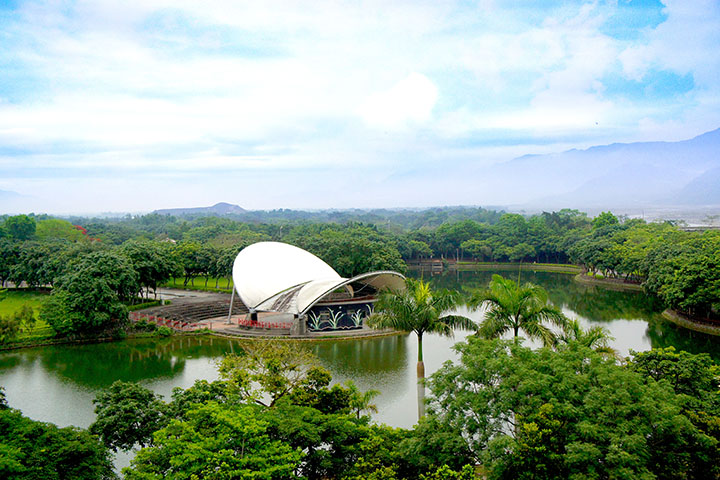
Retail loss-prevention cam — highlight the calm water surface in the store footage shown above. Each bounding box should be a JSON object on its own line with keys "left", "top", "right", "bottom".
{"left": 1, "top": 270, "right": 719, "bottom": 465}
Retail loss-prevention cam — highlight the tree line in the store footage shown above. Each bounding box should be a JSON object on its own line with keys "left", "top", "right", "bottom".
{"left": 1, "top": 207, "right": 718, "bottom": 324}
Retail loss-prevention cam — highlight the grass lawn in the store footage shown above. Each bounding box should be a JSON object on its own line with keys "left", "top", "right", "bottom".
{"left": 165, "top": 277, "right": 234, "bottom": 291}
{"left": 0, "top": 289, "right": 55, "bottom": 340}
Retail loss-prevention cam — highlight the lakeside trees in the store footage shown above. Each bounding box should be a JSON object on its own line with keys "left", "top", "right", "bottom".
{"left": 427, "top": 337, "right": 720, "bottom": 480}
{"left": 370, "top": 278, "right": 475, "bottom": 377}
{"left": 85, "top": 342, "right": 474, "bottom": 480}
{"left": 1, "top": 207, "right": 718, "bottom": 333}
{"left": 40, "top": 252, "right": 139, "bottom": 336}
{"left": 61, "top": 337, "right": 720, "bottom": 479}
{"left": 0, "top": 391, "right": 116, "bottom": 480}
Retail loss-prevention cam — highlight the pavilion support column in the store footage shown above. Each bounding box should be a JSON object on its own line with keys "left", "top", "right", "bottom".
{"left": 292, "top": 314, "right": 307, "bottom": 337}
{"left": 226, "top": 288, "right": 236, "bottom": 324}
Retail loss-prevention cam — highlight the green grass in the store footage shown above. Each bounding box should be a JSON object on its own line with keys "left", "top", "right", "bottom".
{"left": 128, "top": 300, "right": 162, "bottom": 311}
{"left": 164, "top": 277, "right": 234, "bottom": 292}
{"left": 0, "top": 289, "right": 48, "bottom": 316}
{"left": 0, "top": 289, "right": 55, "bottom": 341}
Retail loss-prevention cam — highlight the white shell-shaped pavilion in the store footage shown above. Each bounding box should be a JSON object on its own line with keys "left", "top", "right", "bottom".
{"left": 232, "top": 242, "right": 405, "bottom": 331}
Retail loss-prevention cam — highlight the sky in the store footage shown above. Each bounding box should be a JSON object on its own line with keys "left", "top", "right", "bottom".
{"left": 1, "top": 0, "right": 719, "bottom": 213}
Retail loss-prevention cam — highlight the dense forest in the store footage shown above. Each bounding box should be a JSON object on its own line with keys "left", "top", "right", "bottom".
{"left": 1, "top": 208, "right": 719, "bottom": 479}
{"left": 1, "top": 207, "right": 718, "bottom": 335}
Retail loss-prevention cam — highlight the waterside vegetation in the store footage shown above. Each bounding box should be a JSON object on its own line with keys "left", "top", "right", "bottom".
{"left": 3, "top": 332, "right": 716, "bottom": 480}
{"left": 0, "top": 208, "right": 716, "bottom": 356}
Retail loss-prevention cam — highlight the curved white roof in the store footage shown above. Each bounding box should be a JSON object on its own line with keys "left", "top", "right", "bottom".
{"left": 232, "top": 241, "right": 405, "bottom": 314}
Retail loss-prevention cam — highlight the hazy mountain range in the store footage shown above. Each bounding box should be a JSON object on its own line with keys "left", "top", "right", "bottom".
{"left": 2, "top": 128, "right": 719, "bottom": 216}
{"left": 497, "top": 128, "right": 720, "bottom": 208}
{"left": 153, "top": 202, "right": 248, "bottom": 216}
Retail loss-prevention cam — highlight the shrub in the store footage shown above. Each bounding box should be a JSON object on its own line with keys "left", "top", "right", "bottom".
{"left": 132, "top": 319, "right": 158, "bottom": 332}
{"left": 155, "top": 326, "right": 173, "bottom": 337}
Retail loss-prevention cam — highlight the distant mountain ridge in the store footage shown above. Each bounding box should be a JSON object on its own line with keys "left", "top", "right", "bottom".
{"left": 153, "top": 202, "right": 247, "bottom": 216}
{"left": 499, "top": 127, "right": 720, "bottom": 208}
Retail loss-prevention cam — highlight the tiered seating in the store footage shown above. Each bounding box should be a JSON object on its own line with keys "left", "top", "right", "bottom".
{"left": 139, "top": 301, "right": 248, "bottom": 324}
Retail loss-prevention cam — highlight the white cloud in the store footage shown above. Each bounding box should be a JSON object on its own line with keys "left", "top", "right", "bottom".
{"left": 357, "top": 73, "right": 438, "bottom": 129}
{"left": 1, "top": 0, "right": 719, "bottom": 211}
{"left": 619, "top": 0, "right": 720, "bottom": 88}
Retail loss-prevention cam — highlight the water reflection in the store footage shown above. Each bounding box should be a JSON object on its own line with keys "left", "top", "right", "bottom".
{"left": 412, "top": 268, "right": 720, "bottom": 361}
{"left": 311, "top": 335, "right": 408, "bottom": 377}
{"left": 1, "top": 270, "right": 719, "bottom": 438}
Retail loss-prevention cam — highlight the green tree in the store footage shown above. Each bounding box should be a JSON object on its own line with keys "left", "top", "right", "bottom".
{"left": 0, "top": 407, "right": 116, "bottom": 480}
{"left": 0, "top": 240, "right": 19, "bottom": 286}
{"left": 35, "top": 219, "right": 85, "bottom": 242}
{"left": 120, "top": 240, "right": 181, "bottom": 298}
{"left": 557, "top": 318, "right": 616, "bottom": 355}
{"left": 418, "top": 465, "right": 476, "bottom": 480}
{"left": 9, "top": 241, "right": 68, "bottom": 288}
{"left": 345, "top": 380, "right": 380, "bottom": 419}
{"left": 469, "top": 274, "right": 567, "bottom": 345}
{"left": 428, "top": 337, "right": 718, "bottom": 480}
{"left": 90, "top": 381, "right": 168, "bottom": 452}
{"left": 396, "top": 415, "right": 474, "bottom": 475}
{"left": 4, "top": 215, "right": 36, "bottom": 241}
{"left": 218, "top": 340, "right": 322, "bottom": 408}
{"left": 40, "top": 251, "right": 139, "bottom": 336}
{"left": 124, "top": 402, "right": 303, "bottom": 480}
{"left": 173, "top": 241, "right": 203, "bottom": 286}
{"left": 460, "top": 239, "right": 492, "bottom": 261}
{"left": 0, "top": 314, "right": 21, "bottom": 344}
{"left": 592, "top": 210, "right": 619, "bottom": 229}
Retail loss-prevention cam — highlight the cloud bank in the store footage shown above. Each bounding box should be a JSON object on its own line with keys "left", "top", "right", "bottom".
{"left": 0, "top": 0, "right": 719, "bottom": 212}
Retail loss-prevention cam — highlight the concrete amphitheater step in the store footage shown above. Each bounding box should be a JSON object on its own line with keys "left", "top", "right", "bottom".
{"left": 138, "top": 300, "right": 249, "bottom": 324}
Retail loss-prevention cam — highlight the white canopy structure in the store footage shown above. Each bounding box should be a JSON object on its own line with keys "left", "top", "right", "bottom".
{"left": 231, "top": 241, "right": 405, "bottom": 316}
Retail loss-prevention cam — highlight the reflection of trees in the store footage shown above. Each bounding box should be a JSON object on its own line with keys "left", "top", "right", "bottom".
{"left": 547, "top": 284, "right": 664, "bottom": 323}
{"left": 310, "top": 335, "right": 411, "bottom": 410}
{"left": 310, "top": 335, "right": 408, "bottom": 377}
{"left": 418, "top": 269, "right": 667, "bottom": 325}
{"left": 645, "top": 317, "right": 720, "bottom": 362}
{"left": 0, "top": 352, "right": 23, "bottom": 371}
{"left": 37, "top": 337, "right": 237, "bottom": 389}
{"left": 427, "top": 269, "right": 720, "bottom": 363}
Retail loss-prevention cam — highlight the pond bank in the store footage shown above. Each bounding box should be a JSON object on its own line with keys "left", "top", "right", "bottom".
{"left": 662, "top": 309, "right": 720, "bottom": 336}
{"left": 0, "top": 329, "right": 210, "bottom": 352}
{"left": 409, "top": 261, "right": 582, "bottom": 274}
{"left": 573, "top": 273, "right": 644, "bottom": 292}
{"left": 209, "top": 327, "right": 403, "bottom": 342}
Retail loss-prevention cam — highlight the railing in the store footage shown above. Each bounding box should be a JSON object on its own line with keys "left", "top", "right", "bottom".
{"left": 129, "top": 311, "right": 204, "bottom": 332}
{"left": 237, "top": 318, "right": 293, "bottom": 329}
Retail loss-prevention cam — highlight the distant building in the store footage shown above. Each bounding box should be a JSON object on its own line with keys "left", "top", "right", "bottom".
{"left": 231, "top": 242, "right": 405, "bottom": 334}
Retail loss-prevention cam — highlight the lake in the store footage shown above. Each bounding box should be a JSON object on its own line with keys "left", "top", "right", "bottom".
{"left": 1, "top": 269, "right": 719, "bottom": 467}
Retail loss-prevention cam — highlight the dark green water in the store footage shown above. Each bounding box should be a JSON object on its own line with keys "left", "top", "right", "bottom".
{"left": 1, "top": 270, "right": 718, "bottom": 445}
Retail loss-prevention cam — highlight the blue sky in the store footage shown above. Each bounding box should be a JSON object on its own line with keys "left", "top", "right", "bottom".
{"left": 1, "top": 0, "right": 719, "bottom": 213}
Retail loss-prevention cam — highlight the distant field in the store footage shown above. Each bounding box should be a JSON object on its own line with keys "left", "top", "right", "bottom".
{"left": 0, "top": 289, "right": 55, "bottom": 340}
{"left": 165, "top": 277, "right": 234, "bottom": 291}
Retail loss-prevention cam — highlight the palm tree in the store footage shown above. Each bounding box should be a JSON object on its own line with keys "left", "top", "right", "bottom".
{"left": 344, "top": 380, "right": 380, "bottom": 419}
{"left": 368, "top": 278, "right": 476, "bottom": 417}
{"left": 469, "top": 274, "right": 568, "bottom": 346}
{"left": 559, "top": 318, "right": 617, "bottom": 355}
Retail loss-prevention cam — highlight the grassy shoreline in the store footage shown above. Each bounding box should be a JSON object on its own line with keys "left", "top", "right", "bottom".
{"left": 573, "top": 273, "right": 644, "bottom": 292}
{"left": 409, "top": 261, "right": 582, "bottom": 274}
{"left": 661, "top": 309, "right": 720, "bottom": 337}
